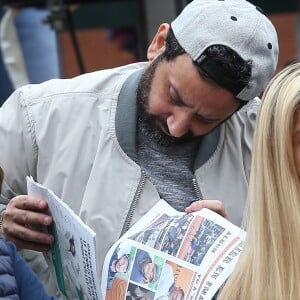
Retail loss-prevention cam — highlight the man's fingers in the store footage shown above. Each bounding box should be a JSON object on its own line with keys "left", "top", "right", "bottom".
{"left": 2, "top": 195, "right": 54, "bottom": 251}
{"left": 6, "top": 235, "right": 52, "bottom": 252}
{"left": 5, "top": 195, "right": 52, "bottom": 227}
{"left": 3, "top": 221, "right": 53, "bottom": 245}
{"left": 9, "top": 195, "right": 48, "bottom": 211}
{"left": 185, "top": 200, "right": 228, "bottom": 218}
{"left": 5, "top": 208, "right": 52, "bottom": 227}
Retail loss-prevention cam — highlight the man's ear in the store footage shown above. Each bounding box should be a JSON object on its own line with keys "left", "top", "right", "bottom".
{"left": 147, "top": 23, "right": 170, "bottom": 62}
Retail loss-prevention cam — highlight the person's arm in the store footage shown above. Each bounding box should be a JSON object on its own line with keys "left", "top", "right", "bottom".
{"left": 6, "top": 239, "right": 56, "bottom": 300}
{"left": 0, "top": 88, "right": 53, "bottom": 251}
{"left": 231, "top": 98, "right": 260, "bottom": 184}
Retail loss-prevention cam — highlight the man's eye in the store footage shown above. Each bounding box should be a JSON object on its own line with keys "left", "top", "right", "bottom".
{"left": 170, "top": 95, "right": 185, "bottom": 107}
{"left": 195, "top": 114, "right": 217, "bottom": 124}
{"left": 169, "top": 87, "right": 184, "bottom": 106}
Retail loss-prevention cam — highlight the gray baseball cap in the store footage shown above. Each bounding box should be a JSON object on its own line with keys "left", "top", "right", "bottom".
{"left": 171, "top": 0, "right": 279, "bottom": 101}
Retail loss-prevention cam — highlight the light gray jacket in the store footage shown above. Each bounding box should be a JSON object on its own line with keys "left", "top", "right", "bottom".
{"left": 0, "top": 62, "right": 259, "bottom": 298}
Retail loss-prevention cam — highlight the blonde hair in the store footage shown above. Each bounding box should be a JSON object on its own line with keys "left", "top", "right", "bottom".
{"left": 219, "top": 62, "right": 300, "bottom": 300}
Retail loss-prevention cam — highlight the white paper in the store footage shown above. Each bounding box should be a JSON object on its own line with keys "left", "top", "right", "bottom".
{"left": 101, "top": 199, "right": 246, "bottom": 300}
{"left": 27, "top": 176, "right": 101, "bottom": 300}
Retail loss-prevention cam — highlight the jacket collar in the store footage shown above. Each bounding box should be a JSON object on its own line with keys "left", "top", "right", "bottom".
{"left": 115, "top": 69, "right": 143, "bottom": 163}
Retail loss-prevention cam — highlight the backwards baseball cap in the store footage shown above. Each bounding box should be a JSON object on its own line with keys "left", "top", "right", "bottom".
{"left": 171, "top": 0, "right": 279, "bottom": 101}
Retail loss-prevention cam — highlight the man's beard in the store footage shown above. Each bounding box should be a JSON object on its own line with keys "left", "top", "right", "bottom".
{"left": 136, "top": 57, "right": 200, "bottom": 147}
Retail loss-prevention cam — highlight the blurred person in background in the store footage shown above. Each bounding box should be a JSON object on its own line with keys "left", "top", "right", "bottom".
{"left": 0, "top": 3, "right": 60, "bottom": 105}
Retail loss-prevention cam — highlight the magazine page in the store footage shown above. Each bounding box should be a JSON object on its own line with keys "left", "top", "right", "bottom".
{"left": 101, "top": 199, "right": 246, "bottom": 300}
{"left": 26, "top": 176, "right": 101, "bottom": 300}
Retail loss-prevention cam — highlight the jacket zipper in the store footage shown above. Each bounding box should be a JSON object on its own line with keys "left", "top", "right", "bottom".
{"left": 192, "top": 177, "right": 203, "bottom": 200}
{"left": 120, "top": 170, "right": 147, "bottom": 237}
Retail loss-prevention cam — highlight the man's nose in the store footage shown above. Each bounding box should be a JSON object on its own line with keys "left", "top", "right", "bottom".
{"left": 166, "top": 111, "right": 191, "bottom": 137}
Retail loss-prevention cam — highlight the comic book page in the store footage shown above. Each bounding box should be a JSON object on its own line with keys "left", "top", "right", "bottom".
{"left": 26, "top": 177, "right": 101, "bottom": 300}
{"left": 101, "top": 199, "right": 246, "bottom": 300}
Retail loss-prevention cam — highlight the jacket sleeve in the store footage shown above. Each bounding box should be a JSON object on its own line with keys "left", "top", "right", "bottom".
{"left": 238, "top": 98, "right": 260, "bottom": 182}
{"left": 228, "top": 98, "right": 260, "bottom": 183}
{"left": 0, "top": 87, "right": 37, "bottom": 208}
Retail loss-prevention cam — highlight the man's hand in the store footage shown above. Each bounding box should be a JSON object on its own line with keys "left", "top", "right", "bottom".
{"left": 2, "top": 195, "right": 54, "bottom": 252}
{"left": 185, "top": 200, "right": 228, "bottom": 219}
